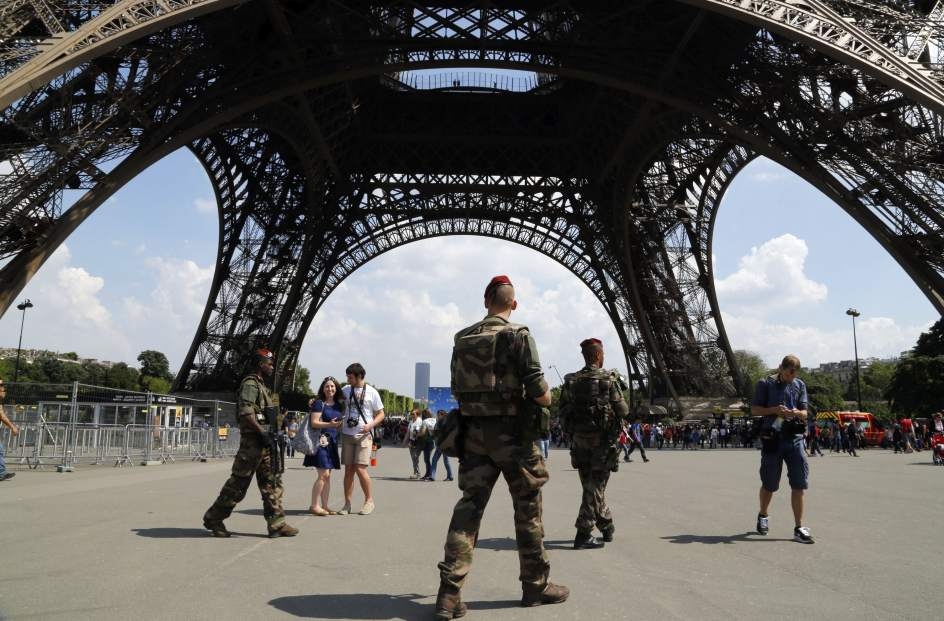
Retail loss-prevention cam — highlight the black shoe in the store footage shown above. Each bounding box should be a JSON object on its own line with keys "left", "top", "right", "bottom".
{"left": 601, "top": 527, "right": 614, "bottom": 542}
{"left": 643, "top": 458, "right": 650, "bottom": 463}
{"left": 0, "top": 472, "right": 15, "bottom": 481}
{"left": 203, "top": 519, "right": 231, "bottom": 538}
{"left": 573, "top": 533, "right": 605, "bottom": 549}
{"left": 756, "top": 514, "right": 769, "bottom": 536}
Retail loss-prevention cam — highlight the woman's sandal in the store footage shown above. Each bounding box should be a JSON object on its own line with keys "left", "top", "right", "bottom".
{"left": 309, "top": 506, "right": 330, "bottom": 516}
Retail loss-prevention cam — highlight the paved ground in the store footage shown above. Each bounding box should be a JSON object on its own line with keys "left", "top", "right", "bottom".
{"left": 1, "top": 444, "right": 942, "bottom": 621}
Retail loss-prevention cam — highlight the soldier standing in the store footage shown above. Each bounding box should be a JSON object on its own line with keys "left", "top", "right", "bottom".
{"left": 559, "top": 338, "right": 629, "bottom": 549}
{"left": 203, "top": 348, "right": 298, "bottom": 538}
{"left": 434, "top": 275, "right": 568, "bottom": 620}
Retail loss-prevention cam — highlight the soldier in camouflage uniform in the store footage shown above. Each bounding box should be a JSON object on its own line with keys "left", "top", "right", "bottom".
{"left": 203, "top": 348, "right": 298, "bottom": 538}
{"left": 434, "top": 275, "right": 569, "bottom": 620}
{"left": 559, "top": 338, "right": 629, "bottom": 549}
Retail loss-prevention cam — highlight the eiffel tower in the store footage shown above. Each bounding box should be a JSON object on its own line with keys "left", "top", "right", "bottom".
{"left": 2, "top": 1, "right": 943, "bottom": 406}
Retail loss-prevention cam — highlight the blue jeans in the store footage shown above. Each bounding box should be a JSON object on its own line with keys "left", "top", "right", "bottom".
{"left": 0, "top": 440, "right": 6, "bottom": 477}
{"left": 429, "top": 444, "right": 453, "bottom": 480}
{"left": 537, "top": 438, "right": 549, "bottom": 459}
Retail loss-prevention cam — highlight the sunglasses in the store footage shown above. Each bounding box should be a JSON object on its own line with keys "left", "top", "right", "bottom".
{"left": 323, "top": 376, "right": 337, "bottom": 382}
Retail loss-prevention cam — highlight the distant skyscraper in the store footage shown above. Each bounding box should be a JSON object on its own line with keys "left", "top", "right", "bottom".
{"left": 415, "top": 362, "right": 430, "bottom": 403}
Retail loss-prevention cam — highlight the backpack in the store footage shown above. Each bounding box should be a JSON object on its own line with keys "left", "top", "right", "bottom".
{"left": 562, "top": 369, "right": 616, "bottom": 433}
{"left": 451, "top": 322, "right": 525, "bottom": 416}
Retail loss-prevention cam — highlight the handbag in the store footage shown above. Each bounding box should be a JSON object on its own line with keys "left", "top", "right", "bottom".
{"left": 291, "top": 413, "right": 319, "bottom": 456}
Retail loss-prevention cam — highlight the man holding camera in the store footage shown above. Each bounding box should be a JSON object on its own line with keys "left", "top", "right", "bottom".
{"left": 203, "top": 348, "right": 298, "bottom": 538}
{"left": 434, "top": 275, "right": 568, "bottom": 620}
{"left": 751, "top": 354, "right": 814, "bottom": 544}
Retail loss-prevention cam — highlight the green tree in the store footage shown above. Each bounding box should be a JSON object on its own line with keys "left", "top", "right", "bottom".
{"left": 293, "top": 365, "right": 313, "bottom": 394}
{"left": 140, "top": 375, "right": 171, "bottom": 394}
{"left": 137, "top": 350, "right": 172, "bottom": 381}
{"left": 61, "top": 352, "right": 79, "bottom": 361}
{"left": 733, "top": 350, "right": 769, "bottom": 400}
{"left": 913, "top": 317, "right": 944, "bottom": 357}
{"left": 105, "top": 363, "right": 140, "bottom": 390}
{"left": 885, "top": 355, "right": 944, "bottom": 416}
{"left": 798, "top": 370, "right": 844, "bottom": 411}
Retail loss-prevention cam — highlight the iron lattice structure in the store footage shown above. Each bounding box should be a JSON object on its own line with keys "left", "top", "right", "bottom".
{"left": 2, "top": 1, "right": 944, "bottom": 405}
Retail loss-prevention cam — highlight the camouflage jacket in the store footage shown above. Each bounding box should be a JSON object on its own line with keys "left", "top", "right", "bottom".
{"left": 450, "top": 315, "right": 548, "bottom": 417}
{"left": 237, "top": 374, "right": 273, "bottom": 434}
{"left": 559, "top": 365, "right": 629, "bottom": 435}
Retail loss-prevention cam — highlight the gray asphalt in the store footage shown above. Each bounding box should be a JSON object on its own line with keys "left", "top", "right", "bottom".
{"left": 1, "top": 444, "right": 941, "bottom": 621}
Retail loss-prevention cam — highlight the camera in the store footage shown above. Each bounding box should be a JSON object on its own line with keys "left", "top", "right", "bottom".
{"left": 346, "top": 417, "right": 359, "bottom": 428}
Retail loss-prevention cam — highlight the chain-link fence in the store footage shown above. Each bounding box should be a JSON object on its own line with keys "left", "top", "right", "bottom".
{"left": 0, "top": 382, "right": 237, "bottom": 471}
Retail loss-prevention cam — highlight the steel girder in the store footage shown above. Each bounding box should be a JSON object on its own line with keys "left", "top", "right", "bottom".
{"left": 1, "top": 2, "right": 944, "bottom": 403}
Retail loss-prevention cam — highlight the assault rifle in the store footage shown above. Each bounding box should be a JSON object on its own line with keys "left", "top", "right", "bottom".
{"left": 263, "top": 405, "right": 284, "bottom": 475}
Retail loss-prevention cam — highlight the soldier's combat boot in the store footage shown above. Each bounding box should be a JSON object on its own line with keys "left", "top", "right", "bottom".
{"left": 601, "top": 526, "right": 615, "bottom": 542}
{"left": 521, "top": 582, "right": 570, "bottom": 607}
{"left": 433, "top": 584, "right": 467, "bottom": 620}
{"left": 268, "top": 523, "right": 299, "bottom": 538}
{"left": 203, "top": 519, "right": 231, "bottom": 538}
{"left": 573, "top": 531, "right": 604, "bottom": 549}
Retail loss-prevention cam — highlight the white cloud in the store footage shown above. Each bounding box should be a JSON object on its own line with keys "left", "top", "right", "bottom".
{"left": 193, "top": 197, "right": 216, "bottom": 214}
{"left": 750, "top": 171, "right": 787, "bottom": 183}
{"left": 0, "top": 245, "right": 133, "bottom": 361}
{"left": 715, "top": 234, "right": 827, "bottom": 315}
{"left": 721, "top": 312, "right": 928, "bottom": 369}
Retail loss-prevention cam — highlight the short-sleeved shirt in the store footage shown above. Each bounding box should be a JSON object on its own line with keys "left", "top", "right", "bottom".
{"left": 237, "top": 375, "right": 272, "bottom": 434}
{"left": 341, "top": 384, "right": 384, "bottom": 437}
{"left": 752, "top": 374, "right": 808, "bottom": 435}
{"left": 312, "top": 400, "right": 342, "bottom": 443}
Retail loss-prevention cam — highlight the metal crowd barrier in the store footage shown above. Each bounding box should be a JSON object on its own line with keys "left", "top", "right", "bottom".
{"left": 0, "top": 381, "right": 237, "bottom": 471}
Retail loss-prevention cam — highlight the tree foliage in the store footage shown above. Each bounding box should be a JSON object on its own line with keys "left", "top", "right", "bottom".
{"left": 733, "top": 350, "right": 769, "bottom": 400}
{"left": 885, "top": 355, "right": 944, "bottom": 416}
{"left": 798, "top": 370, "right": 845, "bottom": 411}
{"left": 913, "top": 317, "right": 944, "bottom": 357}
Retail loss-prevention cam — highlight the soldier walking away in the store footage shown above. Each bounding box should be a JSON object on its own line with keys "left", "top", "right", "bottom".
{"left": 0, "top": 377, "right": 20, "bottom": 482}
{"left": 434, "top": 275, "right": 568, "bottom": 619}
{"left": 203, "top": 348, "right": 298, "bottom": 538}
{"left": 559, "top": 339, "right": 629, "bottom": 549}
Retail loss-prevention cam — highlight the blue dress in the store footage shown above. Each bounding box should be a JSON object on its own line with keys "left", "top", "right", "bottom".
{"left": 304, "top": 400, "right": 341, "bottom": 470}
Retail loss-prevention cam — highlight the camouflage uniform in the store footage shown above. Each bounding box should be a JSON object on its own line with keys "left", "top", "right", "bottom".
{"left": 438, "top": 315, "right": 552, "bottom": 593}
{"left": 560, "top": 365, "right": 629, "bottom": 538}
{"left": 204, "top": 374, "right": 287, "bottom": 532}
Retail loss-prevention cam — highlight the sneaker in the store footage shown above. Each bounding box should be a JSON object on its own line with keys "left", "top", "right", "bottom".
{"left": 444, "top": 477, "right": 454, "bottom": 481}
{"left": 521, "top": 582, "right": 570, "bottom": 607}
{"left": 794, "top": 526, "right": 814, "bottom": 544}
{"left": 336, "top": 503, "right": 352, "bottom": 515}
{"left": 0, "top": 472, "right": 15, "bottom": 481}
{"left": 268, "top": 523, "right": 299, "bottom": 538}
{"left": 358, "top": 500, "right": 375, "bottom": 515}
{"left": 756, "top": 514, "right": 769, "bottom": 536}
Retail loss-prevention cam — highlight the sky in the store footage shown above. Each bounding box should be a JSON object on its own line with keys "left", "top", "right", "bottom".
{"left": 0, "top": 149, "right": 937, "bottom": 396}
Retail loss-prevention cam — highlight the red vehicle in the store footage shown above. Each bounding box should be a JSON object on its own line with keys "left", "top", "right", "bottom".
{"left": 818, "top": 411, "right": 885, "bottom": 447}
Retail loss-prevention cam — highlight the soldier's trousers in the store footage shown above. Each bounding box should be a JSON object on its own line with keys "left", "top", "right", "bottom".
{"left": 570, "top": 432, "right": 615, "bottom": 534}
{"left": 438, "top": 417, "right": 550, "bottom": 592}
{"left": 204, "top": 433, "right": 285, "bottom": 531}
{"left": 574, "top": 466, "right": 612, "bottom": 534}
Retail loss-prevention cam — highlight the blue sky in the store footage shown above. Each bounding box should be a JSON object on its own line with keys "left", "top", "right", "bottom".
{"left": 0, "top": 149, "right": 937, "bottom": 395}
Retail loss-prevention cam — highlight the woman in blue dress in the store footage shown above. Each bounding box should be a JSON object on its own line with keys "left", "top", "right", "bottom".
{"left": 304, "top": 377, "right": 344, "bottom": 515}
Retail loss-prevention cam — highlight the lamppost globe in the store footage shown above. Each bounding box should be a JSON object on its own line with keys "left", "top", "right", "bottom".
{"left": 846, "top": 308, "right": 860, "bottom": 318}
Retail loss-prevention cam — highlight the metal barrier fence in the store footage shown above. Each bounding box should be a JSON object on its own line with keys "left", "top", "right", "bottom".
{"left": 0, "top": 382, "right": 237, "bottom": 471}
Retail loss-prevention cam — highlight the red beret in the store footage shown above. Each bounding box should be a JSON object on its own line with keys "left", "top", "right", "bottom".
{"left": 255, "top": 348, "right": 274, "bottom": 361}
{"left": 484, "top": 274, "right": 513, "bottom": 298}
{"left": 580, "top": 338, "right": 603, "bottom": 350}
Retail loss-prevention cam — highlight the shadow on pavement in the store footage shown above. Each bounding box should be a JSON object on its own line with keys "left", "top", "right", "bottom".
{"left": 661, "top": 532, "right": 791, "bottom": 544}
{"left": 235, "top": 508, "right": 314, "bottom": 516}
{"left": 269, "top": 593, "right": 521, "bottom": 620}
{"left": 131, "top": 527, "right": 267, "bottom": 539}
{"left": 543, "top": 539, "right": 577, "bottom": 550}
{"left": 476, "top": 537, "right": 517, "bottom": 551}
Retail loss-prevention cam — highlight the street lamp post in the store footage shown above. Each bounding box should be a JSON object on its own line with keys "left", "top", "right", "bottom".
{"left": 548, "top": 364, "right": 564, "bottom": 384}
{"left": 846, "top": 308, "right": 863, "bottom": 412}
{"left": 13, "top": 299, "right": 34, "bottom": 383}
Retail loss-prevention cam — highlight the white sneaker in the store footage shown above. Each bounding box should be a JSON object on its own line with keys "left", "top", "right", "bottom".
{"left": 794, "top": 526, "right": 814, "bottom": 544}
